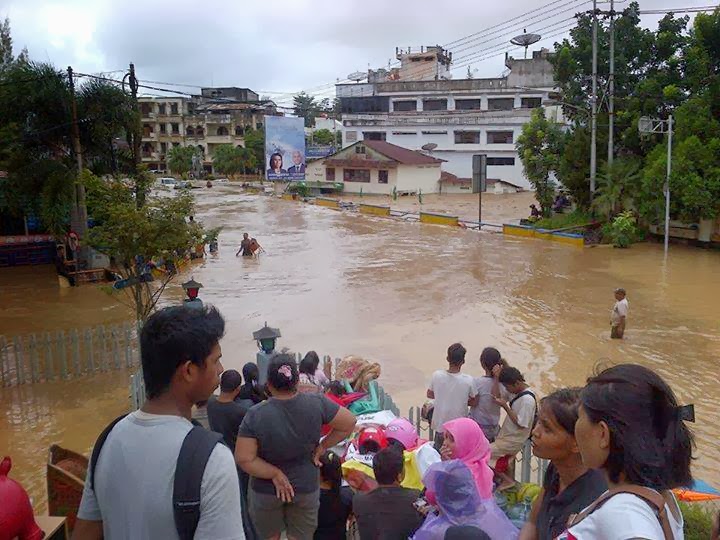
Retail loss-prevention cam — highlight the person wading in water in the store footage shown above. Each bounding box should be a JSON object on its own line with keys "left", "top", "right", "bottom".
{"left": 236, "top": 233, "right": 254, "bottom": 257}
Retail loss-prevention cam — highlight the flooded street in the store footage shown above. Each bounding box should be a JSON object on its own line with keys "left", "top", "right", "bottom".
{"left": 2, "top": 185, "right": 719, "bottom": 511}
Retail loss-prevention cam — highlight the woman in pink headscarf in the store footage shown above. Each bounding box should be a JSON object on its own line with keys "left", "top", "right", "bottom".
{"left": 440, "top": 417, "right": 494, "bottom": 500}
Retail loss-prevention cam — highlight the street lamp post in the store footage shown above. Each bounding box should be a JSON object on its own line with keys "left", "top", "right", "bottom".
{"left": 638, "top": 115, "right": 673, "bottom": 256}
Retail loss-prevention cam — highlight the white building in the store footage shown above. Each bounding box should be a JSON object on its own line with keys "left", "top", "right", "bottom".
{"left": 337, "top": 48, "right": 561, "bottom": 190}
{"left": 305, "top": 140, "right": 443, "bottom": 195}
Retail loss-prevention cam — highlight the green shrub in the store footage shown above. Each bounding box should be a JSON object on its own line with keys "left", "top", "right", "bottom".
{"left": 533, "top": 210, "right": 593, "bottom": 231}
{"left": 608, "top": 211, "right": 639, "bottom": 248}
{"left": 206, "top": 174, "right": 215, "bottom": 181}
{"left": 287, "top": 182, "right": 309, "bottom": 197}
{"left": 680, "top": 502, "right": 717, "bottom": 540}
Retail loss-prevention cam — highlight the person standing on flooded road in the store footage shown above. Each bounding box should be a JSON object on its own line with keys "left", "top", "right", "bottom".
{"left": 610, "top": 288, "right": 629, "bottom": 339}
{"left": 236, "top": 233, "right": 254, "bottom": 257}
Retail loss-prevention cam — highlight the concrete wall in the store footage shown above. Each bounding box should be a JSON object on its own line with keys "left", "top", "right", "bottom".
{"left": 395, "top": 164, "right": 441, "bottom": 194}
{"left": 440, "top": 182, "right": 472, "bottom": 194}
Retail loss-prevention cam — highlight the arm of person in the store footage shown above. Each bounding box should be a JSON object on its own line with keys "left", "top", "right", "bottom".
{"left": 518, "top": 488, "right": 544, "bottom": 540}
{"left": 72, "top": 520, "right": 103, "bottom": 540}
{"left": 490, "top": 364, "right": 503, "bottom": 399}
{"left": 426, "top": 389, "right": 435, "bottom": 399}
{"left": 427, "top": 371, "right": 436, "bottom": 400}
{"left": 235, "top": 436, "right": 294, "bottom": 502}
{"left": 314, "top": 406, "right": 357, "bottom": 463}
{"left": 468, "top": 394, "right": 479, "bottom": 407}
{"left": 194, "top": 446, "right": 244, "bottom": 539}
{"left": 496, "top": 398, "right": 522, "bottom": 427}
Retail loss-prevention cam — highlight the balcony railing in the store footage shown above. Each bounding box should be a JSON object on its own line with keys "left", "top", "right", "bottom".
{"left": 204, "top": 114, "right": 232, "bottom": 124}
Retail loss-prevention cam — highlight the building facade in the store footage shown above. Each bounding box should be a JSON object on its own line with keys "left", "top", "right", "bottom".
{"left": 337, "top": 49, "right": 561, "bottom": 189}
{"left": 139, "top": 88, "right": 279, "bottom": 173}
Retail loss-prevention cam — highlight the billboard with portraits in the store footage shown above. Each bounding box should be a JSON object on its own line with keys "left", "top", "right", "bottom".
{"left": 264, "top": 116, "right": 306, "bottom": 181}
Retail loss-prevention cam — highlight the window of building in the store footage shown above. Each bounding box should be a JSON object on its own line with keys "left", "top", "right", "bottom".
{"left": 172, "top": 142, "right": 180, "bottom": 147}
{"left": 363, "top": 131, "right": 386, "bottom": 141}
{"left": 455, "top": 99, "right": 482, "bottom": 110}
{"left": 197, "top": 127, "right": 204, "bottom": 136}
{"left": 454, "top": 131, "right": 481, "bottom": 144}
{"left": 378, "top": 170, "right": 389, "bottom": 184}
{"left": 423, "top": 99, "right": 447, "bottom": 111}
{"left": 487, "top": 131, "right": 514, "bottom": 144}
{"left": 340, "top": 96, "right": 390, "bottom": 114}
{"left": 486, "top": 157, "right": 516, "bottom": 166}
{"left": 521, "top": 97, "right": 542, "bottom": 109}
{"left": 186, "top": 126, "right": 195, "bottom": 136}
{"left": 160, "top": 142, "right": 167, "bottom": 153}
{"left": 235, "top": 126, "right": 244, "bottom": 136}
{"left": 346, "top": 131, "right": 358, "bottom": 143}
{"left": 140, "top": 103, "right": 152, "bottom": 116}
{"left": 421, "top": 130, "right": 448, "bottom": 135}
{"left": 487, "top": 98, "right": 515, "bottom": 111}
{"left": 217, "top": 126, "right": 229, "bottom": 136}
{"left": 326, "top": 167, "right": 336, "bottom": 181}
{"left": 170, "top": 103, "right": 179, "bottom": 115}
{"left": 143, "top": 124, "right": 153, "bottom": 137}
{"left": 355, "top": 145, "right": 366, "bottom": 154}
{"left": 159, "top": 103, "right": 167, "bottom": 115}
{"left": 197, "top": 145, "right": 205, "bottom": 156}
{"left": 393, "top": 100, "right": 417, "bottom": 112}
{"left": 171, "top": 123, "right": 179, "bottom": 134}
{"left": 160, "top": 124, "right": 167, "bottom": 134}
{"left": 392, "top": 131, "right": 416, "bottom": 136}
{"left": 344, "top": 169, "right": 371, "bottom": 182}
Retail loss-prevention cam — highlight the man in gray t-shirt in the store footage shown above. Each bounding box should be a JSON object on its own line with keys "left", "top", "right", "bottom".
{"left": 74, "top": 306, "right": 244, "bottom": 540}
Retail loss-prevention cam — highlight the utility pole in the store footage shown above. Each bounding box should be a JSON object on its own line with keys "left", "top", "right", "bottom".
{"left": 67, "top": 66, "right": 89, "bottom": 244}
{"left": 126, "top": 62, "right": 144, "bottom": 207}
{"left": 664, "top": 115, "right": 673, "bottom": 256}
{"left": 590, "top": 0, "right": 598, "bottom": 194}
{"left": 608, "top": 0, "right": 615, "bottom": 168}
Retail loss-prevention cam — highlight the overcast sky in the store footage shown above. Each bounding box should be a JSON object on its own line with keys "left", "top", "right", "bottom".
{"left": 1, "top": 0, "right": 700, "bottom": 107}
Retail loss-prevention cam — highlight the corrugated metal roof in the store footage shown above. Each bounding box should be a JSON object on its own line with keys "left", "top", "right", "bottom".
{"left": 362, "top": 140, "right": 444, "bottom": 165}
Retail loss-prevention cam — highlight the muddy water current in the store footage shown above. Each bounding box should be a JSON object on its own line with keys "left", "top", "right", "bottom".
{"left": 1, "top": 186, "right": 719, "bottom": 511}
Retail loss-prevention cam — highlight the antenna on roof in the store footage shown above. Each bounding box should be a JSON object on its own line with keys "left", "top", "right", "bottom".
{"left": 510, "top": 30, "right": 542, "bottom": 59}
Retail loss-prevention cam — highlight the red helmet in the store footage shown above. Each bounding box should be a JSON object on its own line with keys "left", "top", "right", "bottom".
{"left": 357, "top": 427, "right": 388, "bottom": 455}
{"left": 0, "top": 456, "right": 43, "bottom": 540}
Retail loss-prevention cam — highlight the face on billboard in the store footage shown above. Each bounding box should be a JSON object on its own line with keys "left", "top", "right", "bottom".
{"left": 270, "top": 154, "right": 283, "bottom": 170}
{"left": 264, "top": 116, "right": 306, "bottom": 181}
{"left": 292, "top": 151, "right": 303, "bottom": 165}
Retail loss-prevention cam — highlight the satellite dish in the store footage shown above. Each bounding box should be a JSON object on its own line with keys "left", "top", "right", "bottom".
{"left": 347, "top": 71, "right": 367, "bottom": 83}
{"left": 511, "top": 30, "right": 542, "bottom": 59}
{"left": 421, "top": 143, "right": 438, "bottom": 152}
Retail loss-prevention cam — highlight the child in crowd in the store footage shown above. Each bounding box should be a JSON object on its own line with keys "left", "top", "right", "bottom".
{"left": 558, "top": 364, "right": 692, "bottom": 539}
{"left": 427, "top": 343, "right": 478, "bottom": 450}
{"left": 519, "top": 388, "right": 607, "bottom": 540}
{"left": 489, "top": 367, "right": 537, "bottom": 489}
{"left": 469, "top": 347, "right": 509, "bottom": 442}
{"left": 315, "top": 451, "right": 352, "bottom": 540}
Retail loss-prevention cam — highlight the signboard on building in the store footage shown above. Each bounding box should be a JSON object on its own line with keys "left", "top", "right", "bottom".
{"left": 264, "top": 116, "right": 306, "bottom": 181}
{"left": 306, "top": 145, "right": 335, "bottom": 159}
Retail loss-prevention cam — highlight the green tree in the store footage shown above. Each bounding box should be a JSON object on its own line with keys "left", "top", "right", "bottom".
{"left": 244, "top": 128, "right": 265, "bottom": 173}
{"left": 592, "top": 157, "right": 641, "bottom": 220}
{"left": 167, "top": 145, "right": 198, "bottom": 176}
{"left": 212, "top": 144, "right": 245, "bottom": 177}
{"left": 0, "top": 17, "right": 14, "bottom": 69}
{"left": 84, "top": 171, "right": 204, "bottom": 321}
{"left": 293, "top": 91, "right": 319, "bottom": 127}
{"left": 312, "top": 129, "right": 335, "bottom": 146}
{"left": 556, "top": 126, "right": 592, "bottom": 209}
{"left": 516, "top": 108, "right": 565, "bottom": 216}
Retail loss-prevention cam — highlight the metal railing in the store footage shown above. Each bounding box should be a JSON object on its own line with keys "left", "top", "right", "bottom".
{"left": 1, "top": 322, "right": 140, "bottom": 387}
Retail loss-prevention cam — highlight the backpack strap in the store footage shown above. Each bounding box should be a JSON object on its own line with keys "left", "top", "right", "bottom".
{"left": 89, "top": 414, "right": 129, "bottom": 491}
{"left": 567, "top": 486, "right": 675, "bottom": 540}
{"left": 510, "top": 390, "right": 536, "bottom": 406}
{"left": 173, "top": 426, "right": 223, "bottom": 540}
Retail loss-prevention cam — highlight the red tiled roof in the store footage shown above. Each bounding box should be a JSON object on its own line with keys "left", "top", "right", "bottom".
{"left": 439, "top": 171, "right": 470, "bottom": 184}
{"left": 362, "top": 140, "right": 444, "bottom": 165}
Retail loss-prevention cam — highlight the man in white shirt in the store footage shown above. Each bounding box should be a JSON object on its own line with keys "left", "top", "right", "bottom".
{"left": 427, "top": 343, "right": 478, "bottom": 450}
{"left": 73, "top": 305, "right": 244, "bottom": 540}
{"left": 610, "top": 287, "right": 629, "bottom": 339}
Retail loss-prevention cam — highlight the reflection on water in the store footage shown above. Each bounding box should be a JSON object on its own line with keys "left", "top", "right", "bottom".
{"left": 1, "top": 185, "right": 719, "bottom": 511}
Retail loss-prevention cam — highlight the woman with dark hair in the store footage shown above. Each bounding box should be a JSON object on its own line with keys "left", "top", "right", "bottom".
{"left": 267, "top": 152, "right": 287, "bottom": 176}
{"left": 236, "top": 362, "right": 266, "bottom": 404}
{"left": 236, "top": 355, "right": 357, "bottom": 540}
{"left": 314, "top": 451, "right": 353, "bottom": 540}
{"left": 469, "top": 347, "right": 508, "bottom": 442}
{"left": 557, "top": 364, "right": 693, "bottom": 540}
{"left": 519, "top": 388, "right": 607, "bottom": 540}
{"left": 299, "top": 351, "right": 329, "bottom": 389}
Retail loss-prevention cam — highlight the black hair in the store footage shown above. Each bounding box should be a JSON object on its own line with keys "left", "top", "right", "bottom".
{"left": 447, "top": 343, "right": 466, "bottom": 366}
{"left": 479, "top": 347, "right": 505, "bottom": 372}
{"left": 359, "top": 440, "right": 382, "bottom": 455}
{"left": 326, "top": 380, "right": 347, "bottom": 397}
{"left": 269, "top": 152, "right": 283, "bottom": 168}
{"left": 373, "top": 447, "right": 404, "bottom": 485}
{"left": 220, "top": 369, "right": 242, "bottom": 393}
{"left": 581, "top": 363, "right": 693, "bottom": 490}
{"left": 445, "top": 526, "right": 492, "bottom": 540}
{"left": 267, "top": 354, "right": 299, "bottom": 392}
{"left": 387, "top": 438, "right": 406, "bottom": 452}
{"left": 299, "top": 351, "right": 320, "bottom": 375}
{"left": 140, "top": 305, "right": 225, "bottom": 399}
{"left": 499, "top": 366, "right": 525, "bottom": 385}
{"left": 242, "top": 362, "right": 259, "bottom": 384}
{"left": 319, "top": 451, "right": 342, "bottom": 492}
{"left": 540, "top": 387, "right": 581, "bottom": 435}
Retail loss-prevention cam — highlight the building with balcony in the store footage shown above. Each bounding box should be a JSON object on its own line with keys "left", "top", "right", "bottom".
{"left": 139, "top": 87, "right": 280, "bottom": 173}
{"left": 337, "top": 48, "right": 563, "bottom": 189}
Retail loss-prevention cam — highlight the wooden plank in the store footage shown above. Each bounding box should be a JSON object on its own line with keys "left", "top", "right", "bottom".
{"left": 58, "top": 330, "right": 68, "bottom": 379}
{"left": 44, "top": 332, "right": 54, "bottom": 381}
{"left": 112, "top": 326, "right": 121, "bottom": 369}
{"left": 71, "top": 329, "right": 81, "bottom": 376}
{"left": 0, "top": 335, "right": 7, "bottom": 387}
{"left": 99, "top": 326, "right": 108, "bottom": 371}
{"left": 124, "top": 323, "right": 132, "bottom": 368}
{"left": 85, "top": 328, "right": 95, "bottom": 373}
{"left": 29, "top": 334, "right": 39, "bottom": 383}
{"left": 13, "top": 336, "right": 24, "bottom": 385}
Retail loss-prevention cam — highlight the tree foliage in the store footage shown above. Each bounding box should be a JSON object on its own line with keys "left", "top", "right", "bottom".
{"left": 84, "top": 171, "right": 204, "bottom": 321}
{"left": 212, "top": 144, "right": 256, "bottom": 177}
{"left": 243, "top": 128, "right": 265, "bottom": 174}
{"left": 312, "top": 128, "right": 335, "bottom": 146}
{"left": 167, "top": 145, "right": 198, "bottom": 175}
{"left": 516, "top": 108, "right": 565, "bottom": 216}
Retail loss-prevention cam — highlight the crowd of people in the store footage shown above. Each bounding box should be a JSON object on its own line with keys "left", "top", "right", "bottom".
{"left": 70, "top": 304, "right": 701, "bottom": 540}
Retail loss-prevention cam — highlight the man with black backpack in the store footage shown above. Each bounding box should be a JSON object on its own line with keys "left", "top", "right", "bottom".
{"left": 73, "top": 305, "right": 244, "bottom": 540}
{"left": 488, "top": 366, "right": 537, "bottom": 489}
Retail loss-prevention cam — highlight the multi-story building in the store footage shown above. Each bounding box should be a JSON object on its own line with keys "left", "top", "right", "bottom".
{"left": 337, "top": 47, "right": 562, "bottom": 190}
{"left": 139, "top": 87, "right": 279, "bottom": 173}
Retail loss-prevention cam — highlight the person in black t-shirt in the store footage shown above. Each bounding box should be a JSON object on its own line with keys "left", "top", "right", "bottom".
{"left": 315, "top": 451, "right": 352, "bottom": 540}
{"left": 236, "top": 362, "right": 267, "bottom": 404}
{"left": 519, "top": 388, "right": 607, "bottom": 540}
{"left": 353, "top": 448, "right": 424, "bottom": 540}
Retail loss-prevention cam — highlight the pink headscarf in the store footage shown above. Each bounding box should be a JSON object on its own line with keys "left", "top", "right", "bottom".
{"left": 442, "top": 418, "right": 494, "bottom": 500}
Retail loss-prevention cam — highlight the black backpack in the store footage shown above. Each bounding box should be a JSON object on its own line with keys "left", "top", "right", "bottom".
{"left": 509, "top": 390, "right": 538, "bottom": 437}
{"left": 89, "top": 414, "right": 223, "bottom": 540}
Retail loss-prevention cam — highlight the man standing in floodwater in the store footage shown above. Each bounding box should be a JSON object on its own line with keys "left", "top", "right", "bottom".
{"left": 236, "top": 233, "right": 253, "bottom": 257}
{"left": 611, "top": 288, "right": 629, "bottom": 339}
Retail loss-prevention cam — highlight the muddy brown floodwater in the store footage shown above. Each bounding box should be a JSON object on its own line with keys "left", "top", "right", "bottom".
{"left": 1, "top": 185, "right": 719, "bottom": 512}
